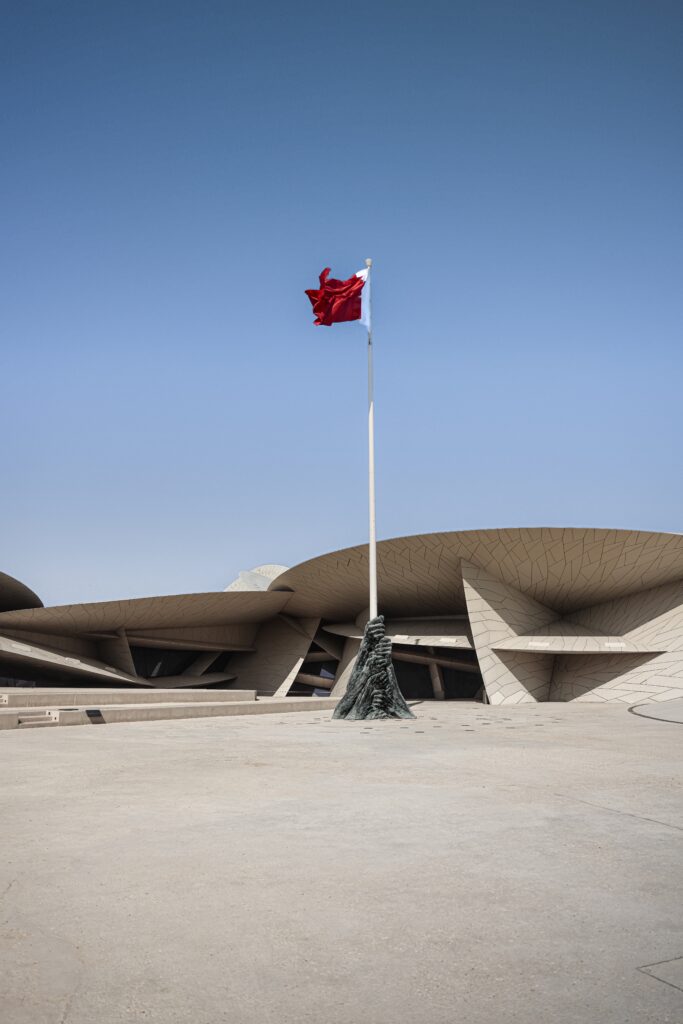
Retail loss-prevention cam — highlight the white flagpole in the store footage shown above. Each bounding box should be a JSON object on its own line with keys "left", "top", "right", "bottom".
{"left": 365, "top": 257, "right": 378, "bottom": 620}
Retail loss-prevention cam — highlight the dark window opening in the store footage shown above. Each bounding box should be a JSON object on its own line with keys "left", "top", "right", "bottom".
{"left": 130, "top": 648, "right": 200, "bottom": 679}
{"left": 392, "top": 650, "right": 483, "bottom": 701}
{"left": 210, "top": 651, "right": 233, "bottom": 673}
{"left": 289, "top": 658, "right": 337, "bottom": 696}
{"left": 441, "top": 667, "right": 483, "bottom": 699}
{"left": 393, "top": 660, "right": 434, "bottom": 701}
{"left": 300, "top": 659, "right": 337, "bottom": 679}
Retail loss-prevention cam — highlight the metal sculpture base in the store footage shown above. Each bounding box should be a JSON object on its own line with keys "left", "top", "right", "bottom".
{"left": 333, "top": 615, "right": 415, "bottom": 720}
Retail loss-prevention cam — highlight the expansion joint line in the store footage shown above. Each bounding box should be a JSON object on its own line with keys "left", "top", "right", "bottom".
{"left": 554, "top": 793, "right": 683, "bottom": 834}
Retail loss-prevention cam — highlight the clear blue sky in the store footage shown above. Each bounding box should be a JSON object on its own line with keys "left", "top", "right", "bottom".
{"left": 2, "top": 0, "right": 682, "bottom": 605}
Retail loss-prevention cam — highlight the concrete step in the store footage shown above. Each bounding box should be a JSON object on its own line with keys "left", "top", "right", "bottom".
{"left": 0, "top": 688, "right": 257, "bottom": 708}
{"left": 0, "top": 697, "right": 335, "bottom": 730}
{"left": 16, "top": 710, "right": 59, "bottom": 729}
{"left": 57, "top": 698, "right": 335, "bottom": 727}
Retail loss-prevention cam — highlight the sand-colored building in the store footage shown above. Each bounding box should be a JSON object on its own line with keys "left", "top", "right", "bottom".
{"left": 2, "top": 527, "right": 683, "bottom": 705}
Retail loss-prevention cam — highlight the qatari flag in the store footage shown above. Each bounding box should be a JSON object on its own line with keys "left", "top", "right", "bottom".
{"left": 305, "top": 266, "right": 370, "bottom": 327}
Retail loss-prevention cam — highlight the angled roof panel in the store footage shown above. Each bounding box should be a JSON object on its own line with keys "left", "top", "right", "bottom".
{"left": 492, "top": 636, "right": 666, "bottom": 654}
{"left": 271, "top": 528, "right": 683, "bottom": 620}
{"left": 0, "top": 572, "right": 42, "bottom": 613}
{"left": 0, "top": 591, "right": 292, "bottom": 635}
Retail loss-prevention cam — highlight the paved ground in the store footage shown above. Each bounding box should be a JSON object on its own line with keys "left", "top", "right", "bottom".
{"left": 631, "top": 697, "right": 683, "bottom": 725}
{"left": 1, "top": 702, "right": 682, "bottom": 1024}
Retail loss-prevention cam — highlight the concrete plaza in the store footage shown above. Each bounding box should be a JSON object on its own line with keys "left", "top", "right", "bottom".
{"left": 1, "top": 702, "right": 682, "bottom": 1023}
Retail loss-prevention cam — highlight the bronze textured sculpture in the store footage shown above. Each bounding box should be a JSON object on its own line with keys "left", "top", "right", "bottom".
{"left": 333, "top": 615, "right": 415, "bottom": 720}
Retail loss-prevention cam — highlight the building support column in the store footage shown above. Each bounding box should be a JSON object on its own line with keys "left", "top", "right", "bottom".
{"left": 331, "top": 637, "right": 361, "bottom": 698}
{"left": 428, "top": 649, "right": 445, "bottom": 700}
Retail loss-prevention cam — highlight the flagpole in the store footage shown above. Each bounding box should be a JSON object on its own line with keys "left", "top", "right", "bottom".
{"left": 365, "top": 257, "right": 378, "bottom": 620}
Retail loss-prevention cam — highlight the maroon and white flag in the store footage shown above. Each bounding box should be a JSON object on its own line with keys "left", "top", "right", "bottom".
{"left": 305, "top": 266, "right": 370, "bottom": 327}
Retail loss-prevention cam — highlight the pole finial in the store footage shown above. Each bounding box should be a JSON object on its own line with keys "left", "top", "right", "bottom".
{"left": 365, "top": 258, "right": 372, "bottom": 268}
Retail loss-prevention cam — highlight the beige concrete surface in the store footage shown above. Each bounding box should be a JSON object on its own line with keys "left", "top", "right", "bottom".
{"left": 0, "top": 590, "right": 291, "bottom": 633}
{"left": 630, "top": 699, "right": 683, "bottom": 724}
{"left": 269, "top": 528, "right": 683, "bottom": 704}
{"left": 1, "top": 703, "right": 682, "bottom": 1023}
{"left": 463, "top": 558, "right": 558, "bottom": 704}
{"left": 54, "top": 697, "right": 334, "bottom": 727}
{"left": 0, "top": 688, "right": 257, "bottom": 708}
{"left": 229, "top": 615, "right": 320, "bottom": 697}
{"left": 323, "top": 617, "right": 473, "bottom": 648}
{"left": 4, "top": 528, "right": 683, "bottom": 702}
{"left": 270, "top": 527, "right": 683, "bottom": 619}
{"left": 0, "top": 696, "right": 334, "bottom": 729}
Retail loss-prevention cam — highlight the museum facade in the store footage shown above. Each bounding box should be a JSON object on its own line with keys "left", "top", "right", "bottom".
{"left": 2, "top": 527, "right": 683, "bottom": 705}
